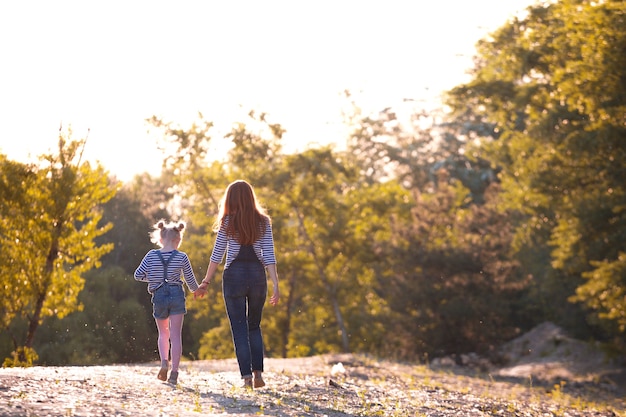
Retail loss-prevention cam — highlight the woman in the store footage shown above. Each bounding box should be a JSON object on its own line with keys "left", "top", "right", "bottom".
{"left": 197, "top": 180, "right": 279, "bottom": 389}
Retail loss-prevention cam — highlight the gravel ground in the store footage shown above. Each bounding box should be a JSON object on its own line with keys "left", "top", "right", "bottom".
{"left": 1, "top": 354, "right": 624, "bottom": 417}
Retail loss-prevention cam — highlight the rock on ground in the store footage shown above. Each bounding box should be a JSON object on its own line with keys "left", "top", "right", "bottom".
{"left": 495, "top": 322, "right": 625, "bottom": 385}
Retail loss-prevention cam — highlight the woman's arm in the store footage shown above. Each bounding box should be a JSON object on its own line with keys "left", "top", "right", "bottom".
{"left": 195, "top": 260, "right": 220, "bottom": 298}
{"left": 266, "top": 263, "right": 280, "bottom": 306}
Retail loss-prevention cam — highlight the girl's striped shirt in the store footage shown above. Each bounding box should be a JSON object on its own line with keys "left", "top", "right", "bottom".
{"left": 134, "top": 249, "right": 199, "bottom": 293}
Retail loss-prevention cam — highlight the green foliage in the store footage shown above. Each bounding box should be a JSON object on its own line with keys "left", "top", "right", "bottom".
{"left": 225, "top": 110, "right": 284, "bottom": 185}
{"left": 445, "top": 0, "right": 626, "bottom": 339}
{"left": 34, "top": 266, "right": 156, "bottom": 365}
{"left": 197, "top": 315, "right": 235, "bottom": 359}
{"left": 573, "top": 252, "right": 626, "bottom": 334}
{"left": 2, "top": 346, "right": 38, "bottom": 367}
{"left": 0, "top": 156, "right": 37, "bottom": 332}
{"left": 0, "top": 131, "right": 117, "bottom": 364}
{"left": 341, "top": 96, "right": 530, "bottom": 357}
{"left": 378, "top": 181, "right": 527, "bottom": 357}
{"left": 98, "top": 177, "right": 169, "bottom": 273}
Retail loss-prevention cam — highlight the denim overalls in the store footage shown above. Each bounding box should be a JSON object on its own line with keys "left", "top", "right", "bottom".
{"left": 222, "top": 244, "right": 267, "bottom": 378}
{"left": 151, "top": 250, "right": 186, "bottom": 319}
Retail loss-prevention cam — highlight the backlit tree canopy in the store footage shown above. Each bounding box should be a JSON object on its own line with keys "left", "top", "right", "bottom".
{"left": 0, "top": 132, "right": 117, "bottom": 364}
{"left": 446, "top": 0, "right": 626, "bottom": 332}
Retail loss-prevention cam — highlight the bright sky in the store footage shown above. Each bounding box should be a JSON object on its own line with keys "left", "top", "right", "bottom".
{"left": 0, "top": 0, "right": 534, "bottom": 181}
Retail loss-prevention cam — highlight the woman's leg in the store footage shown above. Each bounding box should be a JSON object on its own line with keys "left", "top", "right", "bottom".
{"left": 222, "top": 255, "right": 265, "bottom": 383}
{"left": 224, "top": 293, "right": 253, "bottom": 378}
{"left": 168, "top": 314, "right": 184, "bottom": 373}
{"left": 247, "top": 280, "right": 267, "bottom": 374}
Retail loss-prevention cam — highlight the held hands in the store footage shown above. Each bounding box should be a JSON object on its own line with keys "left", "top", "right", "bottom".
{"left": 194, "top": 282, "right": 209, "bottom": 299}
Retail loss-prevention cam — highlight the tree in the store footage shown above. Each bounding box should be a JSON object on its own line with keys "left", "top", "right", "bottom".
{"left": 409, "top": 182, "right": 526, "bottom": 356}
{"left": 345, "top": 99, "right": 497, "bottom": 204}
{"left": 341, "top": 95, "right": 532, "bottom": 357}
{"left": 272, "top": 148, "right": 359, "bottom": 354}
{"left": 147, "top": 113, "right": 226, "bottom": 211}
{"left": 0, "top": 132, "right": 117, "bottom": 365}
{"left": 445, "top": 0, "right": 626, "bottom": 339}
{"left": 0, "top": 156, "right": 37, "bottom": 356}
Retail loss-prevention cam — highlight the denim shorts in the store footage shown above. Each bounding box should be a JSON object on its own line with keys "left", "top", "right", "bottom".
{"left": 151, "top": 284, "right": 187, "bottom": 319}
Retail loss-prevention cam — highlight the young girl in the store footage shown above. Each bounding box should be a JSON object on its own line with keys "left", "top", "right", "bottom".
{"left": 197, "top": 180, "right": 280, "bottom": 389}
{"left": 134, "top": 220, "right": 205, "bottom": 384}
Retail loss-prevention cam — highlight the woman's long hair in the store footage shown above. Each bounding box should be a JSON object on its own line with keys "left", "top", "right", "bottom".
{"left": 213, "top": 180, "right": 269, "bottom": 245}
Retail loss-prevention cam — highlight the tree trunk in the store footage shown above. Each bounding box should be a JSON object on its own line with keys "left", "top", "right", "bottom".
{"left": 281, "top": 270, "right": 297, "bottom": 358}
{"left": 24, "top": 292, "right": 45, "bottom": 350}
{"left": 21, "top": 237, "right": 58, "bottom": 360}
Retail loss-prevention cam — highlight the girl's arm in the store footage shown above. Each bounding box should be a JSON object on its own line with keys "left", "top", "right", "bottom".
{"left": 134, "top": 252, "right": 150, "bottom": 282}
{"left": 181, "top": 254, "right": 199, "bottom": 291}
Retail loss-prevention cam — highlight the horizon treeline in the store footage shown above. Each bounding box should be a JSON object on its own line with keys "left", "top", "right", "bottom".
{"left": 1, "top": 0, "right": 624, "bottom": 366}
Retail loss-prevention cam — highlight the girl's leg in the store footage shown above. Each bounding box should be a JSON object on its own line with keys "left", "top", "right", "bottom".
{"left": 155, "top": 317, "right": 170, "bottom": 380}
{"left": 155, "top": 317, "right": 171, "bottom": 362}
{"left": 168, "top": 314, "right": 184, "bottom": 373}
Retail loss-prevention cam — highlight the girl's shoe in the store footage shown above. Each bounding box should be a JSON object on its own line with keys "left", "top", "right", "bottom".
{"left": 243, "top": 377, "right": 253, "bottom": 389}
{"left": 157, "top": 360, "right": 169, "bottom": 381}
{"left": 167, "top": 370, "right": 178, "bottom": 385}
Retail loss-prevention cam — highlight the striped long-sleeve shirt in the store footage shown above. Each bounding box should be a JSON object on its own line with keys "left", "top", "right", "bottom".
{"left": 134, "top": 249, "right": 199, "bottom": 294}
{"left": 210, "top": 218, "right": 277, "bottom": 269}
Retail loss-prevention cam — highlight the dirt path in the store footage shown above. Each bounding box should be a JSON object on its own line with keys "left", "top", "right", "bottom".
{"left": 1, "top": 354, "right": 624, "bottom": 416}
